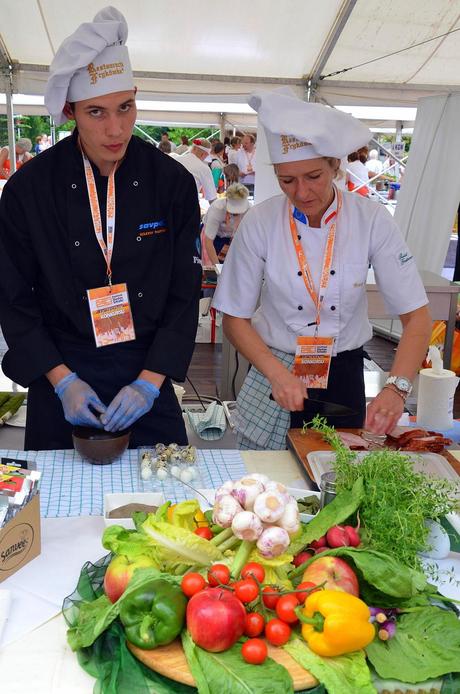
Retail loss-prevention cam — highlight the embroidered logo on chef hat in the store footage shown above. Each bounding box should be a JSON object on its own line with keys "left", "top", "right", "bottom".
{"left": 45, "top": 6, "right": 134, "bottom": 125}
{"left": 248, "top": 86, "right": 371, "bottom": 164}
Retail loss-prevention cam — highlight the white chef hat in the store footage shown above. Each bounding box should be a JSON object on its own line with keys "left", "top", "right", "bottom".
{"left": 248, "top": 87, "right": 371, "bottom": 164}
{"left": 45, "top": 6, "right": 134, "bottom": 125}
{"left": 192, "top": 138, "right": 213, "bottom": 163}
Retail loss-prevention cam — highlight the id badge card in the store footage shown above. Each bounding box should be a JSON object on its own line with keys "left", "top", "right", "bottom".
{"left": 87, "top": 283, "right": 136, "bottom": 348}
{"left": 293, "top": 336, "right": 334, "bottom": 389}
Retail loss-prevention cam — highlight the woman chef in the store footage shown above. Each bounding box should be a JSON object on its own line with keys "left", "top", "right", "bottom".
{"left": 0, "top": 7, "right": 202, "bottom": 450}
{"left": 212, "top": 89, "right": 431, "bottom": 450}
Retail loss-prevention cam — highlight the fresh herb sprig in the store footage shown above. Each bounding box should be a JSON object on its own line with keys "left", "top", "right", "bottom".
{"left": 307, "top": 417, "right": 460, "bottom": 569}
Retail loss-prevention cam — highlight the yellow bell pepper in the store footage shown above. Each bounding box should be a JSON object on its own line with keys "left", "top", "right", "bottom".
{"left": 299, "top": 589, "right": 375, "bottom": 657}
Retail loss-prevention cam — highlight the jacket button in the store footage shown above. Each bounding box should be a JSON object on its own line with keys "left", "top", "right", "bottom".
{"left": 297, "top": 235, "right": 301, "bottom": 241}
{"left": 297, "top": 270, "right": 302, "bottom": 276}
{"left": 297, "top": 305, "right": 303, "bottom": 311}
{"left": 71, "top": 183, "right": 77, "bottom": 189}
{"left": 331, "top": 305, "right": 336, "bottom": 311}
{"left": 330, "top": 269, "right": 335, "bottom": 275}
{"left": 136, "top": 236, "right": 142, "bottom": 242}
{"left": 82, "top": 295, "right": 87, "bottom": 301}
{"left": 133, "top": 180, "right": 139, "bottom": 186}
{"left": 74, "top": 241, "right": 80, "bottom": 247}
{"left": 138, "top": 292, "right": 143, "bottom": 298}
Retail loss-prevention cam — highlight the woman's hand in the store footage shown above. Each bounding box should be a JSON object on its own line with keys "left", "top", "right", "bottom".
{"left": 271, "top": 370, "right": 307, "bottom": 411}
{"left": 365, "top": 387, "right": 404, "bottom": 435}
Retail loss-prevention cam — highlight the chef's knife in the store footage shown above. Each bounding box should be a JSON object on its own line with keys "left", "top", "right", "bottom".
{"left": 269, "top": 393, "right": 356, "bottom": 418}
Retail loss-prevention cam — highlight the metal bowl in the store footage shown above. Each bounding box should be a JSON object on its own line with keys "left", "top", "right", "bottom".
{"left": 72, "top": 426, "right": 130, "bottom": 465}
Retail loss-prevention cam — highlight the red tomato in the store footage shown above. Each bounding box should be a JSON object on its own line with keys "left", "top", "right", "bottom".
{"left": 265, "top": 619, "right": 291, "bottom": 646}
{"left": 241, "top": 638, "right": 268, "bottom": 665}
{"left": 275, "top": 594, "right": 300, "bottom": 624}
{"left": 244, "top": 612, "right": 265, "bottom": 638}
{"left": 234, "top": 578, "right": 259, "bottom": 604}
{"left": 296, "top": 581, "right": 320, "bottom": 604}
{"left": 207, "top": 564, "right": 231, "bottom": 587}
{"left": 241, "top": 562, "right": 265, "bottom": 583}
{"left": 262, "top": 585, "right": 280, "bottom": 610}
{"left": 194, "top": 527, "right": 214, "bottom": 541}
{"left": 181, "top": 573, "right": 207, "bottom": 598}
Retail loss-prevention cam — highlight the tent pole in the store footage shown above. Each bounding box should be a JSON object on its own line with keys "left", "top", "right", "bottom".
{"left": 5, "top": 67, "right": 16, "bottom": 174}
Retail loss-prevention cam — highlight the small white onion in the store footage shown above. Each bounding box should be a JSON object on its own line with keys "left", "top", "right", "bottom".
{"left": 231, "top": 478, "right": 265, "bottom": 510}
{"left": 141, "top": 467, "right": 153, "bottom": 480}
{"left": 279, "top": 499, "right": 300, "bottom": 535}
{"left": 231, "top": 511, "right": 264, "bottom": 541}
{"left": 170, "top": 465, "right": 181, "bottom": 478}
{"left": 156, "top": 468, "right": 168, "bottom": 481}
{"left": 264, "top": 480, "right": 290, "bottom": 502}
{"left": 253, "top": 490, "right": 287, "bottom": 523}
{"left": 215, "top": 480, "right": 235, "bottom": 500}
{"left": 243, "top": 473, "right": 270, "bottom": 486}
{"left": 187, "top": 466, "right": 198, "bottom": 480}
{"left": 212, "top": 494, "right": 243, "bottom": 528}
{"left": 256, "top": 526, "right": 290, "bottom": 558}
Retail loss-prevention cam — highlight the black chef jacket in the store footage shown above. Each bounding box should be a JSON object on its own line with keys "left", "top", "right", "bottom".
{"left": 0, "top": 130, "right": 202, "bottom": 449}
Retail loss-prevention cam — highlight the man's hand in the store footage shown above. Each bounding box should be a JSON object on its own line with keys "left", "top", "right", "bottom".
{"left": 101, "top": 379, "right": 160, "bottom": 432}
{"left": 55, "top": 372, "right": 106, "bottom": 427}
{"left": 365, "top": 387, "right": 404, "bottom": 435}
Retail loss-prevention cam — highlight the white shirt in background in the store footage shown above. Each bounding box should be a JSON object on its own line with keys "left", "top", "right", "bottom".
{"left": 227, "top": 148, "right": 240, "bottom": 166}
{"left": 346, "top": 160, "right": 369, "bottom": 189}
{"left": 236, "top": 148, "right": 256, "bottom": 186}
{"left": 366, "top": 158, "right": 383, "bottom": 175}
{"left": 174, "top": 151, "right": 217, "bottom": 202}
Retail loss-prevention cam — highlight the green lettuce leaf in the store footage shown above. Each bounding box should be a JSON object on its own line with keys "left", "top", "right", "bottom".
{"left": 366, "top": 606, "right": 460, "bottom": 683}
{"left": 289, "top": 478, "right": 364, "bottom": 555}
{"left": 284, "top": 638, "right": 376, "bottom": 694}
{"left": 67, "top": 567, "right": 178, "bottom": 650}
{"left": 101, "top": 525, "right": 158, "bottom": 563}
{"left": 182, "top": 631, "right": 294, "bottom": 694}
{"left": 142, "top": 518, "right": 224, "bottom": 567}
{"left": 169, "top": 499, "right": 202, "bottom": 530}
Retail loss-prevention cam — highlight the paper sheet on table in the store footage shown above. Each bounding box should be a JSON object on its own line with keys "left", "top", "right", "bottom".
{"left": 1, "top": 516, "right": 106, "bottom": 648}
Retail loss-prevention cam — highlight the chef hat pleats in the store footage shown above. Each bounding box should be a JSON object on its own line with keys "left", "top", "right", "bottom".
{"left": 45, "top": 6, "right": 134, "bottom": 125}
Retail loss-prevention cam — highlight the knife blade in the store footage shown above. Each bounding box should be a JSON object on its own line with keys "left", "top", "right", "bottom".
{"left": 269, "top": 393, "right": 356, "bottom": 417}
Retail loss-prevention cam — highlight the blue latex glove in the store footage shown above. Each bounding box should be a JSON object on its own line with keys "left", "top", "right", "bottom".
{"left": 55, "top": 372, "right": 106, "bottom": 427}
{"left": 101, "top": 379, "right": 160, "bottom": 432}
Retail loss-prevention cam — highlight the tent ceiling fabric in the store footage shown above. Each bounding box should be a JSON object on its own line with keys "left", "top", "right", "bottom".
{"left": 1, "top": 0, "right": 460, "bottom": 122}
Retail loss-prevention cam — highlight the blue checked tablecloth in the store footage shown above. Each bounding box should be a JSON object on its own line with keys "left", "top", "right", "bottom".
{"left": 0, "top": 448, "right": 247, "bottom": 518}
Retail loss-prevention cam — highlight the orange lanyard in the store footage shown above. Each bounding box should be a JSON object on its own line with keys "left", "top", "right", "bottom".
{"left": 288, "top": 189, "right": 342, "bottom": 330}
{"left": 82, "top": 152, "right": 117, "bottom": 286}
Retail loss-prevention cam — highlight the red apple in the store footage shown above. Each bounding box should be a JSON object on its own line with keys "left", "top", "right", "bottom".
{"left": 302, "top": 556, "right": 359, "bottom": 597}
{"left": 103, "top": 554, "right": 157, "bottom": 603}
{"left": 186, "top": 587, "right": 246, "bottom": 652}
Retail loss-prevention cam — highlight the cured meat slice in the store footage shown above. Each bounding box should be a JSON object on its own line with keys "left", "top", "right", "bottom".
{"left": 337, "top": 431, "right": 370, "bottom": 449}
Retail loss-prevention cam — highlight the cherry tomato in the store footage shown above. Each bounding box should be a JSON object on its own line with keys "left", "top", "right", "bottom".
{"left": 262, "top": 585, "right": 281, "bottom": 610}
{"left": 265, "top": 619, "right": 291, "bottom": 646}
{"left": 241, "top": 562, "right": 265, "bottom": 583}
{"left": 296, "top": 581, "right": 320, "bottom": 604}
{"left": 234, "top": 578, "right": 259, "bottom": 604}
{"left": 207, "top": 564, "right": 231, "bottom": 587}
{"left": 275, "top": 594, "right": 300, "bottom": 624}
{"left": 241, "top": 638, "right": 268, "bottom": 665}
{"left": 194, "top": 527, "right": 214, "bottom": 541}
{"left": 181, "top": 572, "right": 207, "bottom": 598}
{"left": 244, "top": 612, "right": 265, "bottom": 638}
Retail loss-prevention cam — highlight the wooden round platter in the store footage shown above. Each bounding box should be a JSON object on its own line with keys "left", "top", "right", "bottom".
{"left": 128, "top": 638, "right": 318, "bottom": 690}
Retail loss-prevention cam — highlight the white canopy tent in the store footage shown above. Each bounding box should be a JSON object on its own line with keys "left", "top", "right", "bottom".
{"left": 1, "top": 0, "right": 460, "bottom": 277}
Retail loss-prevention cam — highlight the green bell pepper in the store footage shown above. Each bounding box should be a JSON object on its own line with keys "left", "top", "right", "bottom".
{"left": 119, "top": 578, "right": 187, "bottom": 650}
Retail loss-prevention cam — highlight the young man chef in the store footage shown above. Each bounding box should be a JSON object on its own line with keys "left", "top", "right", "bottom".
{"left": 213, "top": 88, "right": 431, "bottom": 449}
{"left": 0, "top": 7, "right": 202, "bottom": 450}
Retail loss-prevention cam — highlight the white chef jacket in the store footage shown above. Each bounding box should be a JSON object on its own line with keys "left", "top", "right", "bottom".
{"left": 212, "top": 190, "right": 428, "bottom": 355}
{"left": 236, "top": 148, "right": 256, "bottom": 186}
{"left": 174, "top": 151, "right": 216, "bottom": 202}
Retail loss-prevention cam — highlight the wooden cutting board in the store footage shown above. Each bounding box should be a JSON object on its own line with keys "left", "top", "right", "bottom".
{"left": 287, "top": 427, "right": 460, "bottom": 482}
{"left": 128, "top": 638, "right": 318, "bottom": 690}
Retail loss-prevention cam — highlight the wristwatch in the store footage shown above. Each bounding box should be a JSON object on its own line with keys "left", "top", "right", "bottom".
{"left": 385, "top": 376, "right": 413, "bottom": 396}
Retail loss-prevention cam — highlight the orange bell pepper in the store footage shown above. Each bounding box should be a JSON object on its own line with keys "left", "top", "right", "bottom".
{"left": 299, "top": 589, "right": 375, "bottom": 657}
